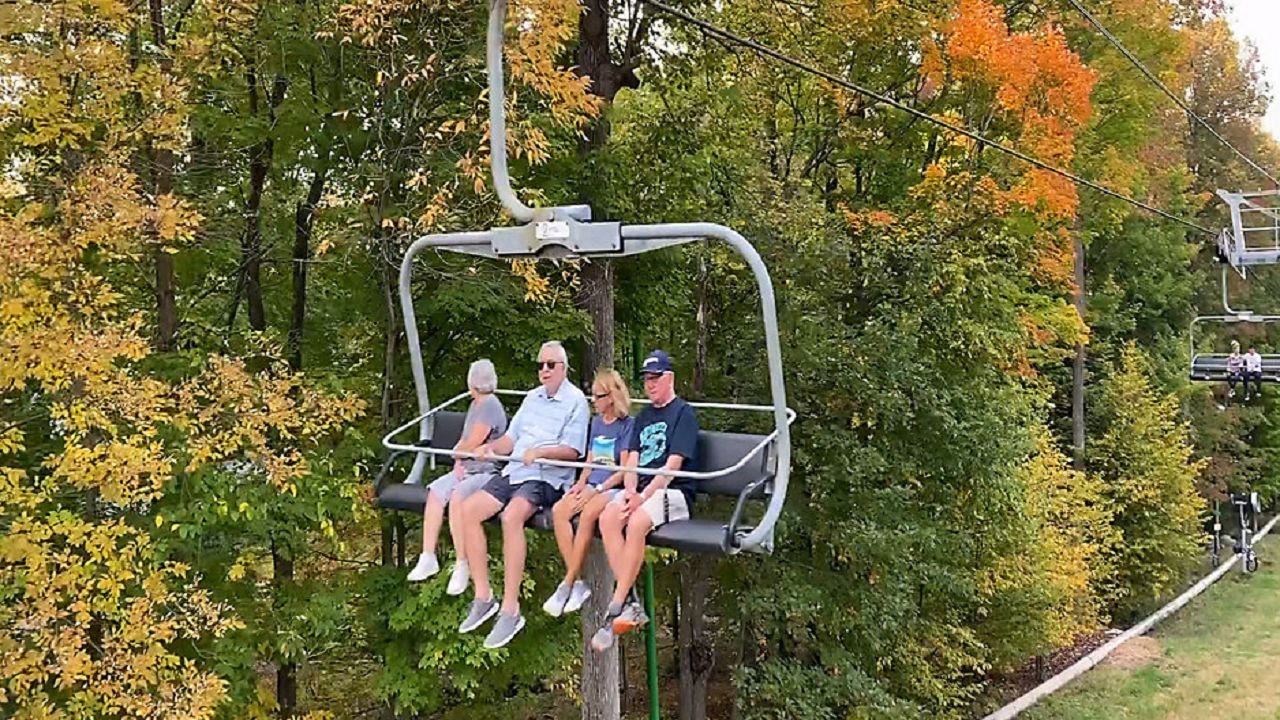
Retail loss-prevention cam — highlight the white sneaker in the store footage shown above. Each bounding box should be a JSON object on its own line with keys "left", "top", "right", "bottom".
{"left": 542, "top": 583, "right": 573, "bottom": 617}
{"left": 563, "top": 581, "right": 591, "bottom": 614}
{"left": 446, "top": 560, "right": 471, "bottom": 596}
{"left": 409, "top": 550, "right": 440, "bottom": 579}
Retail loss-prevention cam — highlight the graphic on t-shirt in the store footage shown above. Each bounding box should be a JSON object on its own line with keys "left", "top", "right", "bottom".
{"left": 590, "top": 435, "right": 618, "bottom": 466}
{"left": 638, "top": 422, "right": 668, "bottom": 466}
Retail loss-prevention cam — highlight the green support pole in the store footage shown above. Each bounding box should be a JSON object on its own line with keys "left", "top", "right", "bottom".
{"left": 644, "top": 560, "right": 660, "bottom": 720}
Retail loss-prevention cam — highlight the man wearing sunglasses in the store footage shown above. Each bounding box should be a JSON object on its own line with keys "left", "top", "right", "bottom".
{"left": 456, "top": 340, "right": 589, "bottom": 649}
{"left": 592, "top": 349, "right": 700, "bottom": 651}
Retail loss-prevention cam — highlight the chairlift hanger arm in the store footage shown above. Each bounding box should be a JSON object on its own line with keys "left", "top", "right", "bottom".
{"left": 1216, "top": 190, "right": 1280, "bottom": 273}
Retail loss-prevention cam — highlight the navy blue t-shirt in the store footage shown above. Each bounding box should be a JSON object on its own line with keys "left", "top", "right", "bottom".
{"left": 630, "top": 397, "right": 700, "bottom": 506}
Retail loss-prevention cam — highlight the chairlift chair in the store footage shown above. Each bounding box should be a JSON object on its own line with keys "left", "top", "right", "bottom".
{"left": 1188, "top": 315, "right": 1280, "bottom": 382}
{"left": 374, "top": 0, "right": 794, "bottom": 556}
{"left": 1188, "top": 266, "right": 1280, "bottom": 383}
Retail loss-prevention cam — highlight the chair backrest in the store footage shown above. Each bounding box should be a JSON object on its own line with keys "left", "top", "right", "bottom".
{"left": 414, "top": 412, "right": 773, "bottom": 500}
{"left": 695, "top": 431, "right": 773, "bottom": 498}
{"left": 422, "top": 411, "right": 466, "bottom": 449}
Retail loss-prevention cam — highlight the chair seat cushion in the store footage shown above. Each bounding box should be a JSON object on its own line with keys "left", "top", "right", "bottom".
{"left": 375, "top": 424, "right": 777, "bottom": 555}
{"left": 647, "top": 519, "right": 730, "bottom": 553}
{"left": 376, "top": 482, "right": 733, "bottom": 552}
{"left": 375, "top": 483, "right": 556, "bottom": 532}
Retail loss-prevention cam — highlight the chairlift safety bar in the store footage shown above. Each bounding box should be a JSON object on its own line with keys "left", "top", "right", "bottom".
{"left": 381, "top": 389, "right": 797, "bottom": 480}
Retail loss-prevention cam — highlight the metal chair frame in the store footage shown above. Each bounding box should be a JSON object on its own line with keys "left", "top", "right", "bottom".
{"left": 377, "top": 0, "right": 793, "bottom": 554}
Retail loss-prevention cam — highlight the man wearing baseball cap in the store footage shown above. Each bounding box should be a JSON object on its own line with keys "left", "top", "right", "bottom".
{"left": 591, "top": 350, "right": 700, "bottom": 651}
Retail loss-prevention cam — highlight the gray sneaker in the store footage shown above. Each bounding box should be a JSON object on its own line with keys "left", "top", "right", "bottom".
{"left": 591, "top": 605, "right": 622, "bottom": 652}
{"left": 483, "top": 612, "right": 526, "bottom": 649}
{"left": 541, "top": 583, "right": 573, "bottom": 617}
{"left": 563, "top": 581, "right": 591, "bottom": 614}
{"left": 591, "top": 623, "right": 616, "bottom": 652}
{"left": 459, "top": 598, "right": 498, "bottom": 634}
{"left": 612, "top": 601, "right": 648, "bottom": 636}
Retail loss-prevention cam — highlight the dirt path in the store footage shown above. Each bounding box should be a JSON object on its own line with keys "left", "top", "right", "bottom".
{"left": 1021, "top": 538, "right": 1280, "bottom": 720}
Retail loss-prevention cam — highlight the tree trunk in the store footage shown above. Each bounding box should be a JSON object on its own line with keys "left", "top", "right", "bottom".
{"left": 380, "top": 221, "right": 402, "bottom": 439}
{"left": 579, "top": 260, "right": 615, "bottom": 374}
{"left": 147, "top": 0, "right": 177, "bottom": 349}
{"left": 576, "top": 237, "right": 619, "bottom": 720}
{"left": 677, "top": 555, "right": 714, "bottom": 720}
{"left": 679, "top": 256, "right": 714, "bottom": 720}
{"left": 243, "top": 138, "right": 270, "bottom": 333}
{"left": 154, "top": 213, "right": 177, "bottom": 348}
{"left": 693, "top": 250, "right": 710, "bottom": 399}
{"left": 572, "top": 0, "right": 647, "bottom": 715}
{"left": 575, "top": 2, "right": 623, "bottom": 716}
{"left": 581, "top": 546, "right": 620, "bottom": 720}
{"left": 235, "top": 64, "right": 286, "bottom": 334}
{"left": 273, "top": 543, "right": 298, "bottom": 717}
{"left": 236, "top": 60, "right": 290, "bottom": 715}
{"left": 289, "top": 163, "right": 329, "bottom": 371}
{"left": 1071, "top": 229, "right": 1086, "bottom": 469}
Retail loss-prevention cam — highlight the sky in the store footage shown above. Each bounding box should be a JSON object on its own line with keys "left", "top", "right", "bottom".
{"left": 1226, "top": 0, "right": 1280, "bottom": 142}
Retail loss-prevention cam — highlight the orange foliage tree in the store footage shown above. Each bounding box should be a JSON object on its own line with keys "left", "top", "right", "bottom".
{"left": 924, "top": 0, "right": 1097, "bottom": 221}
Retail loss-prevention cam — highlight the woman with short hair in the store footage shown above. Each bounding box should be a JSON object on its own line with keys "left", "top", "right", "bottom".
{"left": 541, "top": 368, "right": 635, "bottom": 617}
{"left": 1227, "top": 340, "right": 1244, "bottom": 399}
{"left": 407, "top": 359, "right": 507, "bottom": 594}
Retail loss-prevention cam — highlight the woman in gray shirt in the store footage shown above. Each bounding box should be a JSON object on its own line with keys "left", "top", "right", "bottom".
{"left": 408, "top": 359, "right": 508, "bottom": 593}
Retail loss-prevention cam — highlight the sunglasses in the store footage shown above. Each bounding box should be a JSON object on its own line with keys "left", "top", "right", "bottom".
{"left": 642, "top": 373, "right": 664, "bottom": 382}
{"left": 536, "top": 360, "right": 562, "bottom": 370}
{"left": 593, "top": 392, "right": 609, "bottom": 399}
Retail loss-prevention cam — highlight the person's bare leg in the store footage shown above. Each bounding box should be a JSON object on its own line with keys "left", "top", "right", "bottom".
{"left": 421, "top": 490, "right": 446, "bottom": 555}
{"left": 499, "top": 496, "right": 537, "bottom": 614}
{"left": 447, "top": 490, "right": 468, "bottom": 556}
{"left": 610, "top": 509, "right": 654, "bottom": 607}
{"left": 564, "top": 492, "right": 609, "bottom": 586}
{"left": 550, "top": 494, "right": 577, "bottom": 570}
{"left": 598, "top": 501, "right": 628, "bottom": 581}
{"left": 462, "top": 492, "right": 503, "bottom": 601}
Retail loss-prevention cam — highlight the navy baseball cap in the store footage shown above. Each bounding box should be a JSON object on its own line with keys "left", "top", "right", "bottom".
{"left": 640, "top": 350, "right": 674, "bottom": 376}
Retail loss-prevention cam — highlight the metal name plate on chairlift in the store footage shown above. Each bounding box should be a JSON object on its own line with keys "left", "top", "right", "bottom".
{"left": 490, "top": 216, "right": 622, "bottom": 258}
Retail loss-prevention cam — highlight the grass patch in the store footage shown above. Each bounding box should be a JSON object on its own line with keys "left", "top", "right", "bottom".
{"left": 1022, "top": 537, "right": 1280, "bottom": 720}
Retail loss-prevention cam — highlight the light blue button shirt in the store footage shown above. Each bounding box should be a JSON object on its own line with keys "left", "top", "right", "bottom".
{"left": 502, "top": 380, "right": 589, "bottom": 489}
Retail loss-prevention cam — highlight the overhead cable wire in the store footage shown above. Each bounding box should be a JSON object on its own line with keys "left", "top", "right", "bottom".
{"left": 1062, "top": 0, "right": 1278, "bottom": 187}
{"left": 640, "top": 0, "right": 1214, "bottom": 236}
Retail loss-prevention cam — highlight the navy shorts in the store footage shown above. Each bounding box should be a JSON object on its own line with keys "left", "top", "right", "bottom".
{"left": 481, "top": 476, "right": 564, "bottom": 510}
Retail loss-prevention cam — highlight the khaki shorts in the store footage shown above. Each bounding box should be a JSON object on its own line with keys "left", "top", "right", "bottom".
{"left": 611, "top": 489, "right": 689, "bottom": 532}
{"left": 426, "top": 471, "right": 493, "bottom": 505}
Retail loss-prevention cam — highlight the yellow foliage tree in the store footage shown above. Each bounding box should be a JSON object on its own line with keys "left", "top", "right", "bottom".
{"left": 1093, "top": 344, "right": 1206, "bottom": 617}
{"left": 0, "top": 3, "right": 364, "bottom": 716}
{"left": 977, "top": 424, "right": 1119, "bottom": 669}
